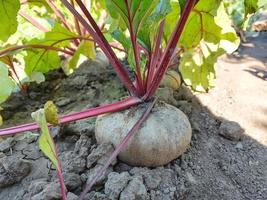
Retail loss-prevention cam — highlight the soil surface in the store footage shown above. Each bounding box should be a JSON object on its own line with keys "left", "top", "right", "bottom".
{"left": 0, "top": 34, "right": 267, "bottom": 200}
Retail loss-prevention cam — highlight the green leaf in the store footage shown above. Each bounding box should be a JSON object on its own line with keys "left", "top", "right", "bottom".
{"left": 67, "top": 40, "right": 96, "bottom": 74}
{"left": 0, "top": 114, "right": 2, "bottom": 127}
{"left": 0, "top": 0, "right": 20, "bottom": 42}
{"left": 179, "top": 0, "right": 222, "bottom": 49}
{"left": 215, "top": 3, "right": 240, "bottom": 53}
{"left": 180, "top": 42, "right": 225, "bottom": 92}
{"left": 31, "top": 108, "right": 59, "bottom": 168}
{"left": 26, "top": 0, "right": 52, "bottom": 12}
{"left": 244, "top": 0, "right": 259, "bottom": 15}
{"left": 25, "top": 49, "right": 61, "bottom": 76}
{"left": 178, "top": 1, "right": 240, "bottom": 92}
{"left": 105, "top": 0, "right": 161, "bottom": 37}
{"left": 138, "top": 0, "right": 172, "bottom": 50}
{"left": 44, "top": 101, "right": 59, "bottom": 126}
{"left": 111, "top": 29, "right": 131, "bottom": 51}
{"left": 164, "top": 2, "right": 181, "bottom": 43}
{"left": 0, "top": 62, "right": 15, "bottom": 104}
{"left": 24, "top": 23, "right": 77, "bottom": 76}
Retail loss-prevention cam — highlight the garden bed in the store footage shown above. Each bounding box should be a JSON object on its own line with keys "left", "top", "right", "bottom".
{"left": 0, "top": 53, "right": 267, "bottom": 199}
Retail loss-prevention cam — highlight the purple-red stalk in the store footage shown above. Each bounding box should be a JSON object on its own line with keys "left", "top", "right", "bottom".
{"left": 146, "top": 20, "right": 165, "bottom": 90}
{"left": 78, "top": 98, "right": 157, "bottom": 200}
{"left": 19, "top": 11, "right": 49, "bottom": 32}
{"left": 52, "top": 134, "right": 67, "bottom": 200}
{"left": 45, "top": 0, "right": 80, "bottom": 46}
{"left": 70, "top": 0, "right": 83, "bottom": 36}
{"left": 0, "top": 97, "right": 141, "bottom": 136}
{"left": 124, "top": 0, "right": 144, "bottom": 95}
{"left": 144, "top": 0, "right": 198, "bottom": 99}
{"left": 0, "top": 45, "right": 74, "bottom": 57}
{"left": 60, "top": 0, "right": 138, "bottom": 96}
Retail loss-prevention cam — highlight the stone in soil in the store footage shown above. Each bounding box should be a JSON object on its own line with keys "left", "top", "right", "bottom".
{"left": 0, "top": 137, "right": 16, "bottom": 152}
{"left": 60, "top": 118, "right": 95, "bottom": 136}
{"left": 219, "top": 120, "right": 245, "bottom": 141}
{"left": 120, "top": 176, "right": 148, "bottom": 200}
{"left": 130, "top": 167, "right": 176, "bottom": 191}
{"left": 74, "top": 135, "right": 92, "bottom": 158}
{"left": 67, "top": 192, "right": 78, "bottom": 200}
{"left": 30, "top": 182, "right": 63, "bottom": 200}
{"left": 63, "top": 172, "right": 82, "bottom": 191}
{"left": 56, "top": 97, "right": 73, "bottom": 107}
{"left": 104, "top": 172, "right": 131, "bottom": 199}
{"left": 0, "top": 156, "right": 31, "bottom": 188}
{"left": 26, "top": 179, "right": 48, "bottom": 197}
{"left": 84, "top": 191, "right": 109, "bottom": 200}
{"left": 85, "top": 164, "right": 113, "bottom": 186}
{"left": 87, "top": 142, "right": 115, "bottom": 168}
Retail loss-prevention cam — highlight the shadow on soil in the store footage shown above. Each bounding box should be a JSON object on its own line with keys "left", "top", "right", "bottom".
{"left": 0, "top": 59, "right": 267, "bottom": 200}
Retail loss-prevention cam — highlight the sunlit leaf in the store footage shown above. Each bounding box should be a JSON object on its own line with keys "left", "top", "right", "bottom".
{"left": 0, "top": 62, "right": 15, "bottom": 104}
{"left": 0, "top": 0, "right": 20, "bottom": 42}
{"left": 31, "top": 108, "right": 59, "bottom": 168}
{"left": 44, "top": 101, "right": 59, "bottom": 126}
{"left": 24, "top": 23, "right": 77, "bottom": 76}
{"left": 179, "top": 0, "right": 222, "bottom": 48}
{"left": 180, "top": 42, "right": 225, "bottom": 92}
{"left": 244, "top": 0, "right": 259, "bottom": 15}
{"left": 0, "top": 115, "right": 2, "bottom": 127}
{"left": 68, "top": 40, "right": 96, "bottom": 73}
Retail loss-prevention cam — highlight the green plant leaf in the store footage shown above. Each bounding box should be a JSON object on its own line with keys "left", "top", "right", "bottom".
{"left": 0, "top": 0, "right": 20, "bottom": 42}
{"left": 179, "top": 0, "right": 222, "bottom": 49}
{"left": 244, "top": 0, "right": 259, "bottom": 15}
{"left": 164, "top": 2, "right": 181, "bottom": 43}
{"left": 138, "top": 0, "right": 172, "bottom": 50}
{"left": 180, "top": 42, "right": 225, "bottom": 92}
{"left": 0, "top": 62, "right": 15, "bottom": 104}
{"left": 31, "top": 107, "right": 59, "bottom": 168}
{"left": 24, "top": 23, "right": 77, "bottom": 76}
{"left": 44, "top": 101, "right": 59, "bottom": 126}
{"left": 24, "top": 49, "right": 61, "bottom": 77}
{"left": 26, "top": 0, "right": 52, "bottom": 12}
{"left": 105, "top": 0, "right": 164, "bottom": 47}
{"left": 0, "top": 115, "right": 2, "bottom": 127}
{"left": 67, "top": 40, "right": 96, "bottom": 74}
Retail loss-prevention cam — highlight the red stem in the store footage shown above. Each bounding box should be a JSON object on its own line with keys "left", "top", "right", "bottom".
{"left": 70, "top": 0, "right": 83, "bottom": 36}
{"left": 56, "top": 167, "right": 67, "bottom": 200}
{"left": 146, "top": 20, "right": 165, "bottom": 90}
{"left": 124, "top": 0, "right": 144, "bottom": 94}
{"left": 7, "top": 57, "right": 23, "bottom": 90}
{"left": 144, "top": 0, "right": 197, "bottom": 100}
{"left": 52, "top": 134, "right": 67, "bottom": 200}
{"left": 0, "top": 97, "right": 141, "bottom": 136}
{"left": 19, "top": 11, "right": 49, "bottom": 32}
{"left": 0, "top": 45, "right": 73, "bottom": 57}
{"left": 78, "top": 98, "right": 157, "bottom": 200}
{"left": 45, "top": 0, "right": 80, "bottom": 46}
{"left": 61, "top": 0, "right": 138, "bottom": 96}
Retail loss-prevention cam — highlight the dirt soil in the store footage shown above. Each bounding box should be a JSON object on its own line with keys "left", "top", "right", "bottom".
{"left": 0, "top": 34, "right": 267, "bottom": 200}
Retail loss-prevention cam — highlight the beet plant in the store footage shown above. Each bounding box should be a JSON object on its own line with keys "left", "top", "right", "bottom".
{"left": 0, "top": 0, "right": 262, "bottom": 199}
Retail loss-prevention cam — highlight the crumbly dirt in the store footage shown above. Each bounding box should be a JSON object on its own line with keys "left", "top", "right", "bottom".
{"left": 0, "top": 34, "right": 267, "bottom": 200}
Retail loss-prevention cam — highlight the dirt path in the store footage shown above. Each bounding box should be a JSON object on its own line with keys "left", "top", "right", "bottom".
{"left": 197, "top": 33, "right": 267, "bottom": 145}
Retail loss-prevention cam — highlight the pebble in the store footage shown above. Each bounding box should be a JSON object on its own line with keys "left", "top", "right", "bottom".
{"left": 235, "top": 142, "right": 244, "bottom": 150}
{"left": 219, "top": 121, "right": 244, "bottom": 141}
{"left": 0, "top": 156, "right": 31, "bottom": 188}
{"left": 0, "top": 137, "right": 15, "bottom": 152}
{"left": 120, "top": 176, "right": 148, "bottom": 200}
{"left": 104, "top": 172, "right": 131, "bottom": 199}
